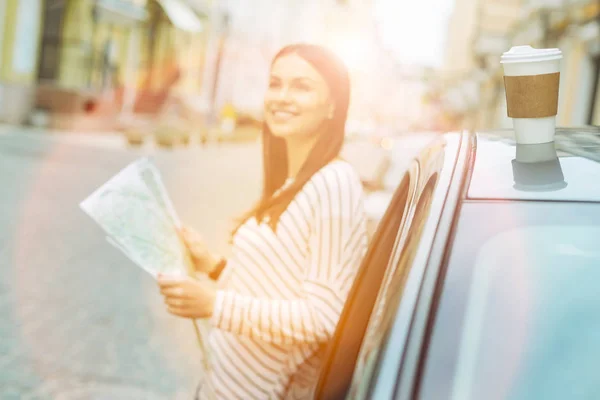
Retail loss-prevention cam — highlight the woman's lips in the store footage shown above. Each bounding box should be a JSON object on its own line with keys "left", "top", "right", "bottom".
{"left": 271, "top": 110, "right": 297, "bottom": 122}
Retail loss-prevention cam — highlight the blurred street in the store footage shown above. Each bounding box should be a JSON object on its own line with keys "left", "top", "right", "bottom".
{"left": 0, "top": 125, "right": 433, "bottom": 399}
{"left": 0, "top": 126, "right": 262, "bottom": 399}
{"left": 0, "top": 0, "right": 598, "bottom": 397}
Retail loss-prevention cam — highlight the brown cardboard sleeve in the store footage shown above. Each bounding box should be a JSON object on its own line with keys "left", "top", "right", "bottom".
{"left": 504, "top": 72, "right": 560, "bottom": 118}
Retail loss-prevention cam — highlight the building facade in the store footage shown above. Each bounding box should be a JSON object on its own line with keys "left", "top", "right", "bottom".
{"left": 436, "top": 0, "right": 600, "bottom": 130}
{"left": 0, "top": 0, "right": 210, "bottom": 130}
{"left": 0, "top": 0, "right": 45, "bottom": 124}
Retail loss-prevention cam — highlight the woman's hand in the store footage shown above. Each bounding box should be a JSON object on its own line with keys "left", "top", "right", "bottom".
{"left": 158, "top": 274, "right": 218, "bottom": 319}
{"left": 179, "top": 226, "right": 220, "bottom": 275}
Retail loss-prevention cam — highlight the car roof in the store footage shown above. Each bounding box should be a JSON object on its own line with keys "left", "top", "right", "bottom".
{"left": 467, "top": 127, "right": 600, "bottom": 203}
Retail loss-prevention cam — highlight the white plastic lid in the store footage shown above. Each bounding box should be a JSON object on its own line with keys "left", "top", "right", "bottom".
{"left": 501, "top": 45, "right": 562, "bottom": 64}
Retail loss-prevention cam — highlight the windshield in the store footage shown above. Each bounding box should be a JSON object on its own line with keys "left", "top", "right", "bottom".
{"left": 419, "top": 201, "right": 600, "bottom": 400}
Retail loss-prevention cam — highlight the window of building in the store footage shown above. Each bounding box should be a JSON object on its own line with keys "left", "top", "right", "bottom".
{"left": 38, "top": 1, "right": 66, "bottom": 82}
{"left": 14, "top": 0, "right": 42, "bottom": 74}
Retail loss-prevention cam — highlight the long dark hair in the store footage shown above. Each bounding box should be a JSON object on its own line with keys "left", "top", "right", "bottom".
{"left": 234, "top": 43, "right": 351, "bottom": 233}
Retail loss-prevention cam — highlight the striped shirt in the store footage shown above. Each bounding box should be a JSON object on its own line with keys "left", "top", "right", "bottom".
{"left": 199, "top": 159, "right": 368, "bottom": 399}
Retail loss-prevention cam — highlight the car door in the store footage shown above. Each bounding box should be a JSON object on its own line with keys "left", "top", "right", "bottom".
{"left": 315, "top": 135, "right": 460, "bottom": 400}
{"left": 314, "top": 160, "right": 419, "bottom": 400}
{"left": 347, "top": 173, "right": 438, "bottom": 399}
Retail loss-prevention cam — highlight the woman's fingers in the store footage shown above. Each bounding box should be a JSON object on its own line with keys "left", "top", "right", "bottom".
{"left": 180, "top": 227, "right": 191, "bottom": 240}
{"left": 167, "top": 306, "right": 193, "bottom": 318}
{"left": 179, "top": 227, "right": 197, "bottom": 246}
{"left": 160, "top": 286, "right": 187, "bottom": 297}
{"left": 158, "top": 277, "right": 191, "bottom": 298}
{"left": 180, "top": 229, "right": 206, "bottom": 259}
{"left": 181, "top": 226, "right": 199, "bottom": 241}
{"left": 177, "top": 227, "right": 187, "bottom": 242}
{"left": 157, "top": 275, "right": 186, "bottom": 287}
{"left": 164, "top": 296, "right": 190, "bottom": 307}
{"left": 157, "top": 274, "right": 213, "bottom": 319}
{"left": 158, "top": 276, "right": 202, "bottom": 300}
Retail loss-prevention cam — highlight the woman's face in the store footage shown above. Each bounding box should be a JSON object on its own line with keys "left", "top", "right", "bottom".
{"left": 264, "top": 53, "right": 334, "bottom": 139}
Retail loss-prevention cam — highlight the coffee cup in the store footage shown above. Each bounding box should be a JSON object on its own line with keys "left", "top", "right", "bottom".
{"left": 501, "top": 45, "right": 562, "bottom": 145}
{"left": 515, "top": 141, "right": 557, "bottom": 163}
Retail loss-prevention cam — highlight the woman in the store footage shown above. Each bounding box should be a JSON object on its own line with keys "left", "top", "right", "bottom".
{"left": 158, "top": 43, "right": 368, "bottom": 399}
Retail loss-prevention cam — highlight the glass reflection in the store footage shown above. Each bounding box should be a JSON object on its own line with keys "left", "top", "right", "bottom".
{"left": 512, "top": 142, "right": 567, "bottom": 192}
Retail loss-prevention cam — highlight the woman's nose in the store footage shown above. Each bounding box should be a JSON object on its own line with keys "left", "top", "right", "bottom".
{"left": 274, "top": 86, "right": 292, "bottom": 102}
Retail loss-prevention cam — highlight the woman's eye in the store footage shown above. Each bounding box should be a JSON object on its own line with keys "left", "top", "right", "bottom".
{"left": 269, "top": 81, "right": 280, "bottom": 89}
{"left": 293, "top": 83, "right": 311, "bottom": 92}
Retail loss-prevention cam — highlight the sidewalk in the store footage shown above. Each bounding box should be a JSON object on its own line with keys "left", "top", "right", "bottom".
{"left": 0, "top": 123, "right": 262, "bottom": 152}
{"left": 0, "top": 129, "right": 262, "bottom": 399}
{"left": 0, "top": 123, "right": 128, "bottom": 149}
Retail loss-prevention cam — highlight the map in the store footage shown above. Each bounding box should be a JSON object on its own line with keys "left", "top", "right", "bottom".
{"left": 80, "top": 158, "right": 193, "bottom": 279}
{"left": 81, "top": 158, "right": 212, "bottom": 371}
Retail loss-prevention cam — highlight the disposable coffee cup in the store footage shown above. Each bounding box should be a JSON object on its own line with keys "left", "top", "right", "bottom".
{"left": 501, "top": 45, "right": 562, "bottom": 145}
{"left": 515, "top": 141, "right": 557, "bottom": 163}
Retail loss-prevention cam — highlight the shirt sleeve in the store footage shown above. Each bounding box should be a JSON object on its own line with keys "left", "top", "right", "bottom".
{"left": 210, "top": 165, "right": 367, "bottom": 345}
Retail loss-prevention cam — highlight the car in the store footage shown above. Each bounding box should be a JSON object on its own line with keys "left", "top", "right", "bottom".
{"left": 315, "top": 127, "right": 600, "bottom": 400}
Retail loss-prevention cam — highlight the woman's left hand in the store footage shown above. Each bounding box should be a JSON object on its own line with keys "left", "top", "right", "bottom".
{"left": 157, "top": 274, "right": 218, "bottom": 319}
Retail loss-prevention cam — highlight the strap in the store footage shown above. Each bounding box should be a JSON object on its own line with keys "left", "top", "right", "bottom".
{"left": 209, "top": 257, "right": 227, "bottom": 280}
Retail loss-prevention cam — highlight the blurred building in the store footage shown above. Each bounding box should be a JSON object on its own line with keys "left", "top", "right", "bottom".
{"left": 0, "top": 0, "right": 210, "bottom": 131}
{"left": 429, "top": 0, "right": 523, "bottom": 130}
{"left": 0, "top": 0, "right": 46, "bottom": 125}
{"left": 433, "top": 0, "right": 600, "bottom": 130}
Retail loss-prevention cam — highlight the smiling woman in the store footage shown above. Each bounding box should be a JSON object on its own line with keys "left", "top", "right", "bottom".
{"left": 156, "top": 44, "right": 369, "bottom": 400}
{"left": 265, "top": 55, "right": 334, "bottom": 140}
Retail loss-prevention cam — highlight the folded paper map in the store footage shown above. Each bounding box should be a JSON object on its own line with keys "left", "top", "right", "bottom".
{"left": 80, "top": 158, "right": 193, "bottom": 278}
{"left": 80, "top": 157, "right": 211, "bottom": 370}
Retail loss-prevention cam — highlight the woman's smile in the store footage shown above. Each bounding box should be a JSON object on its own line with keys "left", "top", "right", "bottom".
{"left": 270, "top": 109, "right": 299, "bottom": 123}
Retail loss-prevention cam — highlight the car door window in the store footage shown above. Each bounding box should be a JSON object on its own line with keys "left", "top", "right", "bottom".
{"left": 315, "top": 167, "right": 417, "bottom": 400}
{"left": 349, "top": 174, "right": 438, "bottom": 400}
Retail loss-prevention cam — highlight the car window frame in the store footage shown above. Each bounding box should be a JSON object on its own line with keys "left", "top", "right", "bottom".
{"left": 348, "top": 134, "right": 456, "bottom": 400}
{"left": 349, "top": 172, "right": 439, "bottom": 399}
{"left": 314, "top": 160, "right": 420, "bottom": 400}
{"left": 388, "top": 132, "right": 478, "bottom": 400}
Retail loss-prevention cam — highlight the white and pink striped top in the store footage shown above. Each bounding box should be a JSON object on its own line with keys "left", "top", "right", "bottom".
{"left": 199, "top": 159, "right": 368, "bottom": 399}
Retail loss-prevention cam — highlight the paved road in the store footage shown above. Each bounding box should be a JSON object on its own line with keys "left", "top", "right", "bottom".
{"left": 0, "top": 128, "right": 435, "bottom": 399}
{"left": 0, "top": 130, "right": 262, "bottom": 399}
